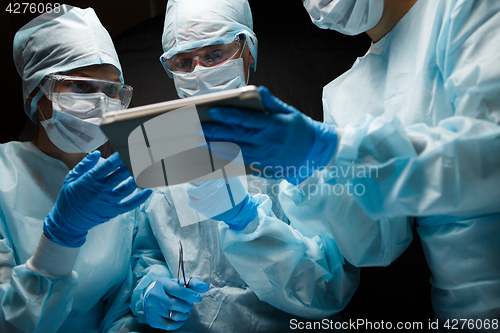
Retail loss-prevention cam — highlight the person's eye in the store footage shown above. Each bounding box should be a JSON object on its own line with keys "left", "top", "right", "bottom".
{"left": 103, "top": 84, "right": 119, "bottom": 97}
{"left": 204, "top": 51, "right": 224, "bottom": 65}
{"left": 175, "top": 58, "right": 193, "bottom": 71}
{"left": 68, "top": 81, "right": 92, "bottom": 93}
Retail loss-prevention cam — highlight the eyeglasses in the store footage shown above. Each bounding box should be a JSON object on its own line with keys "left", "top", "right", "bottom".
{"left": 38, "top": 74, "right": 133, "bottom": 114}
{"left": 161, "top": 37, "right": 244, "bottom": 74}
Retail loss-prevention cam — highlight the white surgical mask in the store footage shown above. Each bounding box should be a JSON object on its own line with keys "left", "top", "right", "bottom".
{"left": 303, "top": 0, "right": 384, "bottom": 36}
{"left": 173, "top": 57, "right": 247, "bottom": 98}
{"left": 40, "top": 92, "right": 121, "bottom": 154}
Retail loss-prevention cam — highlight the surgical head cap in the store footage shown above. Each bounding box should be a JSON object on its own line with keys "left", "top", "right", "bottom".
{"left": 13, "top": 5, "right": 123, "bottom": 123}
{"left": 162, "top": 0, "right": 258, "bottom": 72}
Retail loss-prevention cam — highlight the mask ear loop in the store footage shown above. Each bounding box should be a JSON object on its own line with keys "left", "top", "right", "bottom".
{"left": 30, "top": 89, "right": 45, "bottom": 123}
{"left": 245, "top": 61, "right": 251, "bottom": 85}
{"left": 236, "top": 37, "right": 250, "bottom": 85}
{"left": 33, "top": 75, "right": 56, "bottom": 123}
{"left": 38, "top": 107, "right": 48, "bottom": 122}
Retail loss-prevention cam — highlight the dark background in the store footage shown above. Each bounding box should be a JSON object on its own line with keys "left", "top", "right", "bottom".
{"left": 2, "top": 0, "right": 433, "bottom": 327}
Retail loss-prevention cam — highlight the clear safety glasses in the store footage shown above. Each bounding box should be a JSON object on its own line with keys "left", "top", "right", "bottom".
{"left": 38, "top": 74, "right": 133, "bottom": 115}
{"left": 161, "top": 37, "right": 244, "bottom": 74}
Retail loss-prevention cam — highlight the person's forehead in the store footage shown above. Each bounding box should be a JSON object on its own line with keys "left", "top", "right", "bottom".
{"left": 172, "top": 40, "right": 238, "bottom": 58}
{"left": 63, "top": 64, "right": 121, "bottom": 82}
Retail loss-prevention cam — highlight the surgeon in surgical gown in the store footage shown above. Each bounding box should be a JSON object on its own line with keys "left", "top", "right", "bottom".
{"left": 130, "top": 0, "right": 413, "bottom": 331}
{"left": 199, "top": 0, "right": 500, "bottom": 327}
{"left": 0, "top": 6, "right": 166, "bottom": 332}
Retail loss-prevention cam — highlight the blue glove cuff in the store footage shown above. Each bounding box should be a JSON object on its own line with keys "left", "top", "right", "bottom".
{"left": 224, "top": 194, "right": 259, "bottom": 231}
{"left": 210, "top": 197, "right": 245, "bottom": 222}
{"left": 43, "top": 206, "right": 88, "bottom": 248}
{"left": 287, "top": 121, "right": 338, "bottom": 185}
{"left": 309, "top": 121, "right": 338, "bottom": 167}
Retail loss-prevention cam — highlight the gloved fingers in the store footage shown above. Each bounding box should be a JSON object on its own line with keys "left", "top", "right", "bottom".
{"left": 111, "top": 176, "right": 139, "bottom": 197}
{"left": 116, "top": 188, "right": 152, "bottom": 211}
{"left": 144, "top": 279, "right": 197, "bottom": 319}
{"left": 186, "top": 278, "right": 210, "bottom": 293}
{"left": 146, "top": 309, "right": 189, "bottom": 330}
{"left": 200, "top": 132, "right": 253, "bottom": 160}
{"left": 202, "top": 122, "right": 265, "bottom": 145}
{"left": 205, "top": 141, "right": 247, "bottom": 161}
{"left": 103, "top": 167, "right": 135, "bottom": 190}
{"left": 146, "top": 295, "right": 193, "bottom": 319}
{"left": 201, "top": 122, "right": 236, "bottom": 141}
{"left": 187, "top": 181, "right": 245, "bottom": 220}
{"left": 169, "top": 310, "right": 191, "bottom": 322}
{"left": 191, "top": 177, "right": 248, "bottom": 213}
{"left": 155, "top": 297, "right": 194, "bottom": 318}
{"left": 186, "top": 178, "right": 226, "bottom": 199}
{"left": 208, "top": 107, "right": 270, "bottom": 129}
{"left": 159, "top": 278, "right": 203, "bottom": 305}
{"left": 87, "top": 152, "right": 125, "bottom": 180}
{"left": 207, "top": 141, "right": 242, "bottom": 162}
{"left": 194, "top": 176, "right": 246, "bottom": 202}
{"left": 224, "top": 194, "right": 259, "bottom": 231}
{"left": 210, "top": 195, "right": 246, "bottom": 222}
{"left": 148, "top": 316, "right": 187, "bottom": 331}
{"left": 189, "top": 178, "right": 225, "bottom": 188}
{"left": 66, "top": 151, "right": 101, "bottom": 183}
{"left": 211, "top": 143, "right": 262, "bottom": 165}
{"left": 258, "top": 86, "right": 299, "bottom": 114}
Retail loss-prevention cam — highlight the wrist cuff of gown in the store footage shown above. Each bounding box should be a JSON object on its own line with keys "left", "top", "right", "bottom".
{"left": 26, "top": 233, "right": 80, "bottom": 278}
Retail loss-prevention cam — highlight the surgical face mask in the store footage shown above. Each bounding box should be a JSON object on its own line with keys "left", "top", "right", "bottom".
{"left": 40, "top": 92, "right": 121, "bottom": 154}
{"left": 303, "top": 0, "right": 384, "bottom": 36}
{"left": 173, "top": 57, "right": 247, "bottom": 98}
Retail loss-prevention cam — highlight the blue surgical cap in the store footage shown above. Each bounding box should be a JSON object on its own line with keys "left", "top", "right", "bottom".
{"left": 162, "top": 0, "right": 258, "bottom": 72}
{"left": 13, "top": 5, "right": 123, "bottom": 123}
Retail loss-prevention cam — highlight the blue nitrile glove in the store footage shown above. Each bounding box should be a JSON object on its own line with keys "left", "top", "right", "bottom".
{"left": 43, "top": 151, "right": 152, "bottom": 248}
{"left": 187, "top": 177, "right": 259, "bottom": 231}
{"left": 201, "top": 86, "right": 338, "bottom": 184}
{"left": 143, "top": 277, "right": 210, "bottom": 331}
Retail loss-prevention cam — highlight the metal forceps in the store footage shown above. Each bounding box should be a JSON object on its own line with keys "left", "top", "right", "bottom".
{"left": 170, "top": 240, "right": 192, "bottom": 320}
{"left": 177, "top": 240, "right": 192, "bottom": 287}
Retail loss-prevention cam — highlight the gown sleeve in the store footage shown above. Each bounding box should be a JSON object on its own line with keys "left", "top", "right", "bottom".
{"left": 331, "top": 0, "right": 500, "bottom": 219}
{"left": 0, "top": 232, "right": 79, "bottom": 333}
{"left": 277, "top": 174, "right": 413, "bottom": 268}
{"left": 218, "top": 193, "right": 360, "bottom": 320}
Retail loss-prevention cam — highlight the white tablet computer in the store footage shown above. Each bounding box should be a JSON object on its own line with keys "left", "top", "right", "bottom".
{"left": 100, "top": 85, "right": 268, "bottom": 188}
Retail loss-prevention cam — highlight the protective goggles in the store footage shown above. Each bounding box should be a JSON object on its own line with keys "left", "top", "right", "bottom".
{"left": 38, "top": 74, "right": 133, "bottom": 114}
{"left": 160, "top": 37, "right": 244, "bottom": 74}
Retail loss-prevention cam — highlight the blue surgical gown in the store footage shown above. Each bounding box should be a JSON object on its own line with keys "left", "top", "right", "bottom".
{"left": 131, "top": 177, "right": 357, "bottom": 331}
{"left": 0, "top": 141, "right": 161, "bottom": 332}
{"left": 319, "top": 0, "right": 500, "bottom": 322}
